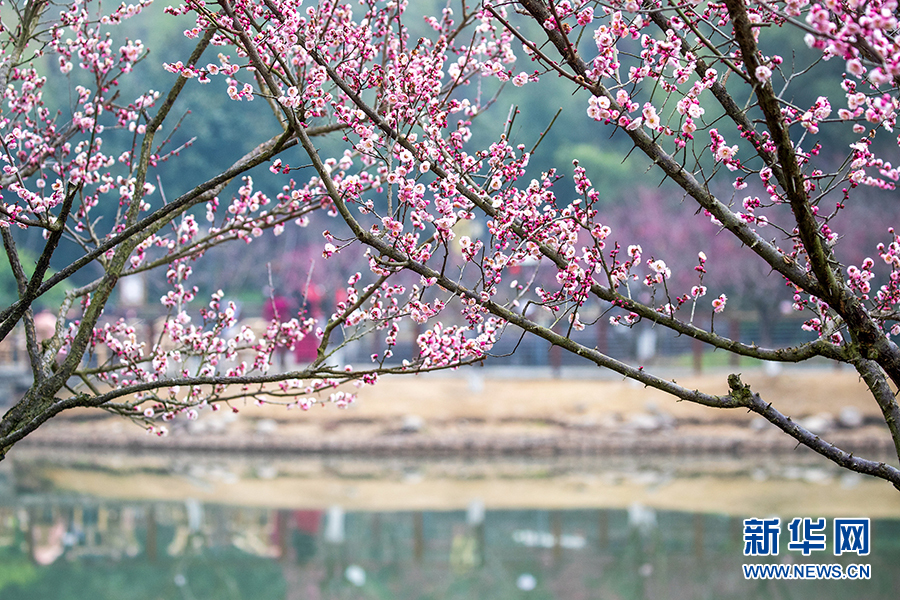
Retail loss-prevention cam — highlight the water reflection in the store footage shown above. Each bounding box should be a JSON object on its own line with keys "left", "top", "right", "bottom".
{"left": 0, "top": 449, "right": 898, "bottom": 599}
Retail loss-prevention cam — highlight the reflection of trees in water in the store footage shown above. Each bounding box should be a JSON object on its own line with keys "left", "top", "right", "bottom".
{"left": 0, "top": 501, "right": 288, "bottom": 599}
{"left": 0, "top": 498, "right": 896, "bottom": 599}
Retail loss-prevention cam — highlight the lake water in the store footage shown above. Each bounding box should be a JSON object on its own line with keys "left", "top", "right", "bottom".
{"left": 1, "top": 448, "right": 898, "bottom": 599}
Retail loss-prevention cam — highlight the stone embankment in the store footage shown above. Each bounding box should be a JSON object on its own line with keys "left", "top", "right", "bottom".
{"left": 18, "top": 368, "right": 896, "bottom": 459}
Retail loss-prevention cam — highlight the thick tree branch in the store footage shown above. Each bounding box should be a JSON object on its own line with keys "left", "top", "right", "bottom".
{"left": 852, "top": 358, "right": 900, "bottom": 461}
{"left": 723, "top": 0, "right": 839, "bottom": 300}
{"left": 728, "top": 374, "right": 900, "bottom": 487}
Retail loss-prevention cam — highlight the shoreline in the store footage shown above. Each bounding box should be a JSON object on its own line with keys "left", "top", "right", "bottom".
{"left": 20, "top": 432, "right": 893, "bottom": 456}
{"left": 13, "top": 367, "right": 895, "bottom": 460}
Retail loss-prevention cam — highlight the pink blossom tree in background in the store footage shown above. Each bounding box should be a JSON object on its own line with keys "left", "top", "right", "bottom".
{"left": 3, "top": 0, "right": 900, "bottom": 488}
{"left": 605, "top": 187, "right": 897, "bottom": 353}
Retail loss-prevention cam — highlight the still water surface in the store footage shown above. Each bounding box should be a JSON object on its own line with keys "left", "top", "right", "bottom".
{"left": 1, "top": 449, "right": 898, "bottom": 599}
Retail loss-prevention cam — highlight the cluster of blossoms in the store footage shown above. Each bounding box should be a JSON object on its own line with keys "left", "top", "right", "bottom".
{"left": 709, "top": 129, "right": 741, "bottom": 172}
{"left": 874, "top": 230, "right": 900, "bottom": 325}
{"left": 416, "top": 321, "right": 498, "bottom": 369}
